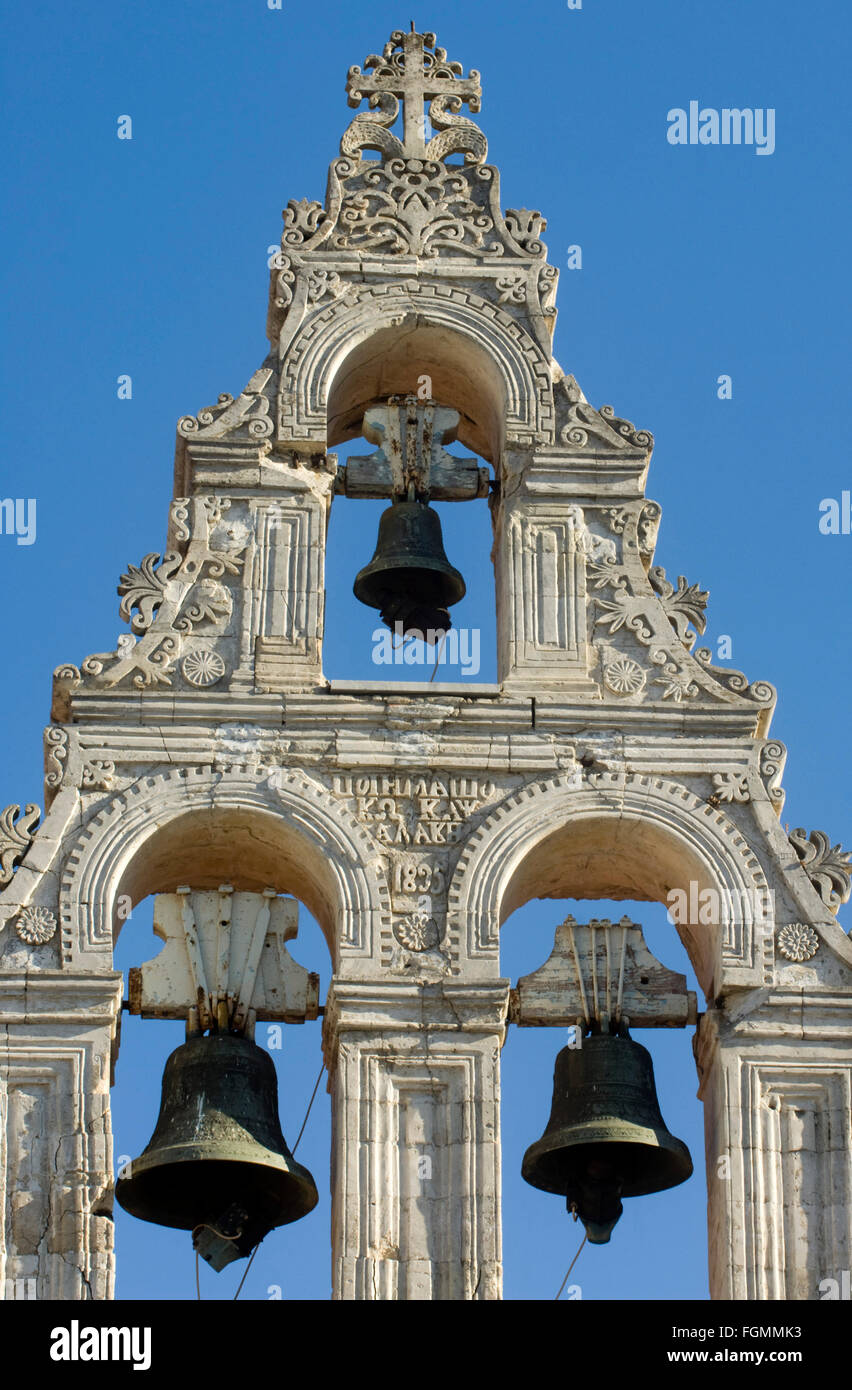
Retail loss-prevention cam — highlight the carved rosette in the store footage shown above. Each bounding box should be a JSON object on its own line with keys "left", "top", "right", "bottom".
{"left": 394, "top": 911, "right": 440, "bottom": 952}
{"left": 15, "top": 905, "right": 57, "bottom": 946}
{"left": 776, "top": 923, "right": 820, "bottom": 963}
{"left": 601, "top": 650, "right": 646, "bottom": 697}
{"left": 181, "top": 648, "right": 227, "bottom": 688}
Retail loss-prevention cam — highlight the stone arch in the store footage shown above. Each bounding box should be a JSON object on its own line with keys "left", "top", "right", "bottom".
{"left": 60, "top": 764, "right": 391, "bottom": 969}
{"left": 278, "top": 282, "right": 555, "bottom": 461}
{"left": 448, "top": 771, "right": 774, "bottom": 997}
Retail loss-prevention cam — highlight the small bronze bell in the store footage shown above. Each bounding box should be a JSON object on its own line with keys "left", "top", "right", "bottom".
{"left": 115, "top": 1032, "right": 318, "bottom": 1270}
{"left": 353, "top": 499, "right": 466, "bottom": 637}
{"left": 522, "top": 1029, "right": 692, "bottom": 1244}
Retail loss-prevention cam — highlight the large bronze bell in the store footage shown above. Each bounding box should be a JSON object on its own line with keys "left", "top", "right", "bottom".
{"left": 353, "top": 499, "right": 466, "bottom": 637}
{"left": 522, "top": 1030, "right": 692, "bottom": 1244}
{"left": 115, "top": 1032, "right": 318, "bottom": 1271}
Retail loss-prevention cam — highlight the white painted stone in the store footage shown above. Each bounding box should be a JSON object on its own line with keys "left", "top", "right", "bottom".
{"left": 1, "top": 26, "right": 850, "bottom": 1302}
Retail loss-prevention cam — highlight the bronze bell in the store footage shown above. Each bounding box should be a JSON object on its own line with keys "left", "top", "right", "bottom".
{"left": 353, "top": 499, "right": 466, "bottom": 637}
{"left": 115, "top": 1032, "right": 318, "bottom": 1271}
{"left": 521, "top": 1030, "right": 692, "bottom": 1244}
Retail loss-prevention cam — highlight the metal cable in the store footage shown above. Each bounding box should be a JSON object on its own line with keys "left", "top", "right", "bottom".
{"left": 293, "top": 1061, "right": 326, "bottom": 1154}
{"left": 550, "top": 1234, "right": 583, "bottom": 1295}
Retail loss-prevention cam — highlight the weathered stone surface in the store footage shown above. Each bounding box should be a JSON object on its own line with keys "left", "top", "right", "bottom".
{"left": 1, "top": 26, "right": 850, "bottom": 1303}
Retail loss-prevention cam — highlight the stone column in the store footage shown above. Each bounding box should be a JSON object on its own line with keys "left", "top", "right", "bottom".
{"left": 492, "top": 450, "right": 616, "bottom": 695}
{"left": 0, "top": 973, "right": 122, "bottom": 1300}
{"left": 323, "top": 979, "right": 510, "bottom": 1300}
{"left": 696, "top": 994, "right": 852, "bottom": 1300}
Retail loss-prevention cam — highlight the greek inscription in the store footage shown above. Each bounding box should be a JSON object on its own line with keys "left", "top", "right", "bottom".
{"left": 332, "top": 773, "right": 497, "bottom": 846}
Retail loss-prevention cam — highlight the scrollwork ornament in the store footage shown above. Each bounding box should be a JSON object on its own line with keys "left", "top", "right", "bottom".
{"left": 789, "top": 828, "right": 852, "bottom": 913}
{"left": 173, "top": 579, "right": 232, "bottom": 635}
{"left": 307, "top": 269, "right": 344, "bottom": 304}
{"left": 118, "top": 553, "right": 183, "bottom": 634}
{"left": 170, "top": 499, "right": 191, "bottom": 544}
{"left": 504, "top": 208, "right": 547, "bottom": 255}
{"left": 653, "top": 663, "right": 698, "bottom": 702}
{"left": 0, "top": 804, "right": 41, "bottom": 888}
{"left": 777, "top": 923, "right": 819, "bottom": 963}
{"left": 495, "top": 272, "right": 526, "bottom": 304}
{"left": 281, "top": 198, "right": 327, "bottom": 247}
{"left": 648, "top": 567, "right": 708, "bottom": 648}
{"left": 273, "top": 254, "right": 295, "bottom": 311}
{"left": 598, "top": 405, "right": 654, "bottom": 450}
{"left": 758, "top": 740, "right": 786, "bottom": 815}
{"left": 637, "top": 502, "right": 661, "bottom": 558}
{"left": 178, "top": 394, "right": 233, "bottom": 437}
{"left": 538, "top": 264, "right": 558, "bottom": 314}
{"left": 604, "top": 508, "right": 630, "bottom": 535}
{"left": 44, "top": 727, "right": 69, "bottom": 796}
{"left": 330, "top": 158, "right": 502, "bottom": 258}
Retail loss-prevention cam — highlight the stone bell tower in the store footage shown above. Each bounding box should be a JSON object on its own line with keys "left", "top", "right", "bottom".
{"left": 1, "top": 26, "right": 850, "bottom": 1301}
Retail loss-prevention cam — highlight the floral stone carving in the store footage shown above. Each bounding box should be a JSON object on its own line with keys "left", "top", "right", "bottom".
{"left": 601, "top": 649, "right": 646, "bottom": 697}
{"left": 789, "top": 828, "right": 852, "bottom": 913}
{"left": 0, "top": 803, "right": 40, "bottom": 888}
{"left": 777, "top": 923, "right": 820, "bottom": 963}
{"left": 711, "top": 771, "right": 750, "bottom": 804}
{"left": 181, "top": 648, "right": 227, "bottom": 688}
{"left": 72, "top": 496, "right": 245, "bottom": 690}
{"left": 394, "top": 911, "right": 440, "bottom": 952}
{"left": 15, "top": 905, "right": 57, "bottom": 945}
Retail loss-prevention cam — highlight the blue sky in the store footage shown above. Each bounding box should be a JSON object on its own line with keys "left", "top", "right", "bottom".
{"left": 1, "top": 0, "right": 850, "bottom": 1301}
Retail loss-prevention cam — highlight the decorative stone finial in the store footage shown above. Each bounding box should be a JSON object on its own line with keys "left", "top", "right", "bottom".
{"left": 342, "top": 28, "right": 486, "bottom": 163}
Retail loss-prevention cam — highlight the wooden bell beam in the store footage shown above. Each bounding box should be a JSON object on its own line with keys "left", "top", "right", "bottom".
{"left": 334, "top": 395, "right": 490, "bottom": 501}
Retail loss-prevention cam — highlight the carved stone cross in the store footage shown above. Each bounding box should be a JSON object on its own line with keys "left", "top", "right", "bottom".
{"left": 346, "top": 27, "right": 482, "bottom": 159}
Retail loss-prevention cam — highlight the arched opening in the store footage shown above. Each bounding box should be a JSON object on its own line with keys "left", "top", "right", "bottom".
{"left": 322, "top": 322, "right": 503, "bottom": 686}
{"left": 103, "top": 802, "right": 346, "bottom": 1300}
{"left": 111, "top": 805, "right": 344, "bottom": 958}
{"left": 451, "top": 776, "right": 770, "bottom": 1002}
{"left": 499, "top": 895, "right": 707, "bottom": 1301}
{"left": 496, "top": 811, "right": 723, "bottom": 998}
{"left": 325, "top": 322, "right": 507, "bottom": 464}
{"left": 456, "top": 788, "right": 759, "bottom": 1300}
